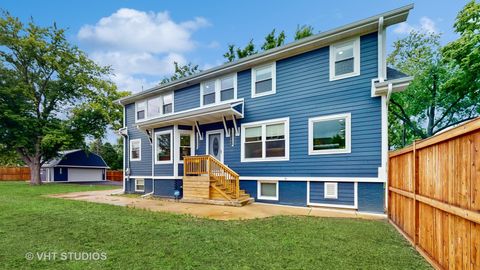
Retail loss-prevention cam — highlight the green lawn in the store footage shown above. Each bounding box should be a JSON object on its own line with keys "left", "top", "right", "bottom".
{"left": 0, "top": 182, "right": 430, "bottom": 269}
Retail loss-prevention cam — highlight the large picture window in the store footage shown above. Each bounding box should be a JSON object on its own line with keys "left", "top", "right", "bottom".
{"left": 155, "top": 130, "right": 172, "bottom": 164}
{"left": 308, "top": 113, "right": 351, "bottom": 155}
{"left": 329, "top": 38, "right": 360, "bottom": 81}
{"left": 241, "top": 118, "right": 289, "bottom": 162}
{"left": 251, "top": 62, "right": 276, "bottom": 98}
{"left": 130, "top": 139, "right": 141, "bottom": 161}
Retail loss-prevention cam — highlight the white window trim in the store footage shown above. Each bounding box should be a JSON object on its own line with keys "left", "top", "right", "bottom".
{"left": 257, "top": 180, "right": 279, "bottom": 201}
{"left": 241, "top": 117, "right": 289, "bottom": 162}
{"left": 135, "top": 178, "right": 145, "bottom": 192}
{"left": 329, "top": 37, "right": 360, "bottom": 81}
{"left": 129, "top": 139, "right": 142, "bottom": 161}
{"left": 206, "top": 129, "right": 224, "bottom": 163}
{"left": 324, "top": 182, "right": 338, "bottom": 199}
{"left": 178, "top": 129, "right": 195, "bottom": 164}
{"left": 308, "top": 113, "right": 351, "bottom": 155}
{"left": 154, "top": 130, "right": 173, "bottom": 164}
{"left": 200, "top": 73, "right": 238, "bottom": 107}
{"left": 135, "top": 92, "right": 175, "bottom": 123}
{"left": 251, "top": 62, "right": 276, "bottom": 98}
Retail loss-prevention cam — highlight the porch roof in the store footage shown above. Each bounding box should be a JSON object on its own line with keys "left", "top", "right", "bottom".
{"left": 136, "top": 100, "right": 244, "bottom": 130}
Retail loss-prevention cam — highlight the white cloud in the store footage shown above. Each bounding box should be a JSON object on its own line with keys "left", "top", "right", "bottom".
{"left": 394, "top": 16, "right": 438, "bottom": 35}
{"left": 77, "top": 8, "right": 210, "bottom": 92}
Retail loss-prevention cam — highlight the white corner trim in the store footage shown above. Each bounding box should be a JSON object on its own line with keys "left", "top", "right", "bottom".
{"left": 329, "top": 37, "right": 361, "bottom": 81}
{"left": 251, "top": 62, "right": 276, "bottom": 98}
{"left": 154, "top": 130, "right": 173, "bottom": 164}
{"left": 308, "top": 113, "right": 351, "bottom": 155}
{"left": 257, "top": 180, "right": 279, "bottom": 201}
{"left": 129, "top": 139, "right": 142, "bottom": 161}
{"left": 240, "top": 117, "right": 290, "bottom": 162}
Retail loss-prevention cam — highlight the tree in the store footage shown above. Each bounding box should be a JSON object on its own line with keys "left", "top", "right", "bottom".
{"left": 294, "top": 25, "right": 315, "bottom": 40}
{"left": 261, "top": 29, "right": 286, "bottom": 50}
{"left": 388, "top": 27, "right": 479, "bottom": 149}
{"left": 223, "top": 39, "right": 257, "bottom": 62}
{"left": 0, "top": 12, "right": 127, "bottom": 184}
{"left": 160, "top": 62, "right": 201, "bottom": 84}
{"left": 89, "top": 140, "right": 122, "bottom": 170}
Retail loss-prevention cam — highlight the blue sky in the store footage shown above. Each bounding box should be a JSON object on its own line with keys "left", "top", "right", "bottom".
{"left": 2, "top": 0, "right": 468, "bottom": 94}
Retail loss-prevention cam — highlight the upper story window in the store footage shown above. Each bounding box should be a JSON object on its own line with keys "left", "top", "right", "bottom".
{"left": 251, "top": 62, "right": 276, "bottom": 98}
{"left": 200, "top": 74, "right": 237, "bottom": 106}
{"left": 308, "top": 113, "right": 351, "bottom": 155}
{"left": 130, "top": 139, "right": 141, "bottom": 161}
{"left": 135, "top": 92, "right": 174, "bottom": 122}
{"left": 329, "top": 38, "right": 360, "bottom": 81}
{"left": 241, "top": 117, "right": 289, "bottom": 162}
{"left": 155, "top": 130, "right": 172, "bottom": 164}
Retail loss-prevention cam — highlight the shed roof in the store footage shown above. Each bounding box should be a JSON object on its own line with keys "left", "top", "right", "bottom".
{"left": 43, "top": 149, "right": 109, "bottom": 168}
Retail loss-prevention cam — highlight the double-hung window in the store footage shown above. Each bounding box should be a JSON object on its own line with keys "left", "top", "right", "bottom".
{"left": 308, "top": 113, "right": 351, "bottom": 155}
{"left": 135, "top": 179, "right": 145, "bottom": 192}
{"left": 330, "top": 38, "right": 360, "bottom": 80}
{"left": 251, "top": 62, "right": 276, "bottom": 98}
{"left": 201, "top": 74, "right": 237, "bottom": 106}
{"left": 163, "top": 93, "right": 173, "bottom": 114}
{"left": 179, "top": 131, "right": 193, "bottom": 162}
{"left": 241, "top": 118, "right": 289, "bottom": 162}
{"left": 136, "top": 101, "right": 146, "bottom": 121}
{"left": 155, "top": 130, "right": 172, "bottom": 164}
{"left": 130, "top": 139, "right": 141, "bottom": 161}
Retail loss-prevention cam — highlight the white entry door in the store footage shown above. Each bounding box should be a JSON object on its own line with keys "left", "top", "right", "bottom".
{"left": 207, "top": 130, "right": 224, "bottom": 162}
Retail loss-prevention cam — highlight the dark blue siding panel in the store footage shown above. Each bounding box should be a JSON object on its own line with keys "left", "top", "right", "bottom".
{"left": 174, "top": 84, "right": 200, "bottom": 112}
{"left": 358, "top": 182, "right": 384, "bottom": 213}
{"left": 153, "top": 179, "right": 182, "bottom": 198}
{"left": 309, "top": 182, "right": 355, "bottom": 206}
{"left": 57, "top": 150, "right": 107, "bottom": 167}
{"left": 125, "top": 103, "right": 152, "bottom": 176}
{"left": 278, "top": 181, "right": 307, "bottom": 206}
{"left": 54, "top": 167, "right": 68, "bottom": 181}
{"left": 144, "top": 179, "right": 153, "bottom": 193}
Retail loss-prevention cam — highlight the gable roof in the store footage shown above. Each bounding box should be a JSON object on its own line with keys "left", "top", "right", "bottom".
{"left": 43, "top": 149, "right": 109, "bottom": 168}
{"left": 117, "top": 4, "right": 414, "bottom": 105}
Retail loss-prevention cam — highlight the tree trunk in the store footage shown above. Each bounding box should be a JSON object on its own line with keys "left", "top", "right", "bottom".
{"left": 29, "top": 156, "right": 42, "bottom": 185}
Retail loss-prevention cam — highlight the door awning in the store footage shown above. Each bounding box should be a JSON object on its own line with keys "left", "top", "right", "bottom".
{"left": 136, "top": 100, "right": 244, "bottom": 130}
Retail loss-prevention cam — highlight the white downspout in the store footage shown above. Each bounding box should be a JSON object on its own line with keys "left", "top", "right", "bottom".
{"left": 384, "top": 83, "right": 393, "bottom": 212}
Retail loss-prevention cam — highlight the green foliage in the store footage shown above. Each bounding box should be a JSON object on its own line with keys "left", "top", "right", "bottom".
{"left": 0, "top": 144, "right": 23, "bottom": 166}
{"left": 261, "top": 29, "right": 286, "bottom": 50}
{"left": 160, "top": 62, "right": 201, "bottom": 84}
{"left": 0, "top": 182, "right": 431, "bottom": 269}
{"left": 388, "top": 25, "right": 479, "bottom": 149}
{"left": 0, "top": 11, "right": 128, "bottom": 183}
{"left": 89, "top": 139, "right": 122, "bottom": 170}
{"left": 223, "top": 39, "right": 258, "bottom": 62}
{"left": 294, "top": 25, "right": 315, "bottom": 40}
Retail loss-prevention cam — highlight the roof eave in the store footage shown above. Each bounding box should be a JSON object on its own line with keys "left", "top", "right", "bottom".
{"left": 374, "top": 76, "right": 414, "bottom": 95}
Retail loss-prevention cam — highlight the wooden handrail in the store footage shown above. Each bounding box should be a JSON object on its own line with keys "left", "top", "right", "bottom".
{"left": 184, "top": 155, "right": 240, "bottom": 199}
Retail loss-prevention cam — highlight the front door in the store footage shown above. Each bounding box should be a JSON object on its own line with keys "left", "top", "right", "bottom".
{"left": 207, "top": 130, "right": 223, "bottom": 162}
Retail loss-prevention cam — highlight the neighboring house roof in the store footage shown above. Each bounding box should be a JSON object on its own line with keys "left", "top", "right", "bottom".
{"left": 387, "top": 67, "right": 409, "bottom": 80}
{"left": 43, "top": 149, "right": 109, "bottom": 168}
{"left": 374, "top": 67, "right": 413, "bottom": 95}
{"left": 117, "top": 4, "right": 414, "bottom": 105}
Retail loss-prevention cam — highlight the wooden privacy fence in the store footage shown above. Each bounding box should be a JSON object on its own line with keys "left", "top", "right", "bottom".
{"left": 0, "top": 167, "right": 30, "bottom": 181}
{"left": 106, "top": 170, "right": 123, "bottom": 181}
{"left": 0, "top": 167, "right": 123, "bottom": 182}
{"left": 388, "top": 118, "right": 480, "bottom": 270}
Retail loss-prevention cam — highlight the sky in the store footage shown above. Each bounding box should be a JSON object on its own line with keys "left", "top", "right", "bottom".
{"left": 1, "top": 0, "right": 469, "bottom": 143}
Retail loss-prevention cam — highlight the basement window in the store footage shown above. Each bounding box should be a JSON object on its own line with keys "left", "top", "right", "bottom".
{"left": 257, "top": 181, "right": 278, "bottom": 200}
{"left": 135, "top": 178, "right": 145, "bottom": 192}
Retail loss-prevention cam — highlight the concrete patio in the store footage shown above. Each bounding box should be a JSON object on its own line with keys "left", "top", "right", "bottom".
{"left": 48, "top": 189, "right": 386, "bottom": 221}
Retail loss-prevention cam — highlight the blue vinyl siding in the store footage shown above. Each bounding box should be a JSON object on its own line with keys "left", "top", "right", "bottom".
{"left": 309, "top": 182, "right": 355, "bottom": 206}
{"left": 125, "top": 103, "right": 152, "bottom": 176}
{"left": 174, "top": 84, "right": 200, "bottom": 112}
{"left": 240, "top": 180, "right": 307, "bottom": 206}
{"left": 153, "top": 179, "right": 182, "bottom": 198}
{"left": 358, "top": 182, "right": 385, "bottom": 213}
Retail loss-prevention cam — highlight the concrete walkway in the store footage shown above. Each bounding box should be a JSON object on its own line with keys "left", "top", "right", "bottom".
{"left": 48, "top": 189, "right": 386, "bottom": 221}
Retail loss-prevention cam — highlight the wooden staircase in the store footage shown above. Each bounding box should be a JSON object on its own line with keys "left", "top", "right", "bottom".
{"left": 183, "top": 155, "right": 253, "bottom": 206}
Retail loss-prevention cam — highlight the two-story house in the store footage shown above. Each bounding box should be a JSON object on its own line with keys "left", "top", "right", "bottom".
{"left": 116, "top": 5, "right": 413, "bottom": 213}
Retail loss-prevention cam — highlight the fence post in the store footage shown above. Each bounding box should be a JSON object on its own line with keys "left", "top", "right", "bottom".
{"left": 413, "top": 140, "right": 419, "bottom": 247}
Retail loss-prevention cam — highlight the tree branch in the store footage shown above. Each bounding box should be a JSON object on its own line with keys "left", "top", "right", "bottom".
{"left": 390, "top": 98, "right": 427, "bottom": 138}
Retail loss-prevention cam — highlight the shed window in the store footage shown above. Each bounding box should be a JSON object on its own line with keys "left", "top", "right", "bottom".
{"left": 130, "top": 139, "right": 141, "bottom": 161}
{"left": 330, "top": 38, "right": 360, "bottom": 80}
{"left": 252, "top": 63, "right": 276, "bottom": 97}
{"left": 309, "top": 113, "right": 351, "bottom": 155}
{"left": 155, "top": 131, "right": 172, "bottom": 163}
